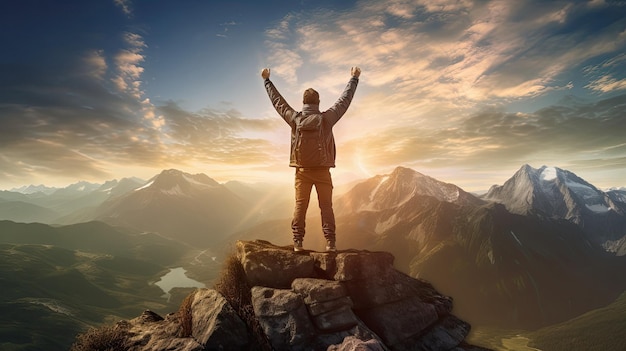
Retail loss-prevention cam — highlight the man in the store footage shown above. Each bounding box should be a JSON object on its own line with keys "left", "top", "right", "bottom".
{"left": 261, "top": 67, "right": 360, "bottom": 252}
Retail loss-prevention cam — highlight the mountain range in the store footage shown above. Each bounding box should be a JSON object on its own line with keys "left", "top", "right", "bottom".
{"left": 343, "top": 167, "right": 626, "bottom": 327}
{"left": 2, "top": 164, "right": 626, "bottom": 342}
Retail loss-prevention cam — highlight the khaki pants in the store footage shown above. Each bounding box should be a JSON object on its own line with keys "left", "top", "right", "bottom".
{"left": 292, "top": 167, "right": 335, "bottom": 242}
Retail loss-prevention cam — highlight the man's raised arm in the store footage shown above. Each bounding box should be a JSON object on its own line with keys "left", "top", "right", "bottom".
{"left": 326, "top": 67, "right": 360, "bottom": 124}
{"left": 261, "top": 68, "right": 296, "bottom": 124}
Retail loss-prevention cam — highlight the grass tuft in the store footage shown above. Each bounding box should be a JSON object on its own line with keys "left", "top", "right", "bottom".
{"left": 70, "top": 323, "right": 129, "bottom": 351}
{"left": 177, "top": 290, "right": 196, "bottom": 338}
{"left": 213, "top": 251, "right": 272, "bottom": 351}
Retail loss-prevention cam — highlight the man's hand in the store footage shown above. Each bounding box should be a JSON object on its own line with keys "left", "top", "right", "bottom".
{"left": 351, "top": 66, "right": 361, "bottom": 78}
{"left": 261, "top": 68, "right": 270, "bottom": 80}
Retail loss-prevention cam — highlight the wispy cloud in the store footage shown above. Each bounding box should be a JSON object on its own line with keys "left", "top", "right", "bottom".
{"left": 82, "top": 50, "right": 107, "bottom": 80}
{"left": 584, "top": 53, "right": 626, "bottom": 93}
{"left": 266, "top": 0, "right": 625, "bottom": 106}
{"left": 265, "top": 14, "right": 303, "bottom": 85}
{"left": 114, "top": 0, "right": 133, "bottom": 18}
{"left": 216, "top": 21, "right": 239, "bottom": 38}
{"left": 113, "top": 32, "right": 146, "bottom": 99}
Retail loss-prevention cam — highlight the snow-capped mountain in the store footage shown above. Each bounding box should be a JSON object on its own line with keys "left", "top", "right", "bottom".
{"left": 483, "top": 165, "right": 626, "bottom": 254}
{"left": 484, "top": 164, "right": 623, "bottom": 217}
{"left": 49, "top": 181, "right": 102, "bottom": 197}
{"left": 10, "top": 184, "right": 58, "bottom": 195}
{"left": 94, "top": 169, "right": 251, "bottom": 246}
{"left": 336, "top": 166, "right": 484, "bottom": 215}
{"left": 52, "top": 177, "right": 147, "bottom": 224}
{"left": 95, "top": 177, "right": 145, "bottom": 198}
{"left": 1, "top": 179, "right": 145, "bottom": 224}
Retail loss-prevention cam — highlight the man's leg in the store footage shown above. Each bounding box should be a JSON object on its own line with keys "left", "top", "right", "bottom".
{"left": 314, "top": 169, "right": 336, "bottom": 246}
{"left": 292, "top": 169, "right": 313, "bottom": 244}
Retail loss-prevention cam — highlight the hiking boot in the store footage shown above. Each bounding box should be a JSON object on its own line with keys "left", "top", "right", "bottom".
{"left": 325, "top": 240, "right": 337, "bottom": 252}
{"left": 293, "top": 239, "right": 304, "bottom": 252}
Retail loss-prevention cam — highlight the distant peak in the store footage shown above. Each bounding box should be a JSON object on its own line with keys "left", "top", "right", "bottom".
{"left": 390, "top": 166, "right": 421, "bottom": 178}
{"left": 159, "top": 169, "right": 185, "bottom": 176}
{"left": 518, "top": 164, "right": 537, "bottom": 174}
{"left": 149, "top": 169, "right": 220, "bottom": 191}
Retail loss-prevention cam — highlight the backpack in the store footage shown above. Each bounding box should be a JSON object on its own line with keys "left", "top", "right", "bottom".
{"left": 295, "top": 114, "right": 326, "bottom": 167}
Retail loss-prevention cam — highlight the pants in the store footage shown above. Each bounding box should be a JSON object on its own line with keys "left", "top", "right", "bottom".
{"left": 292, "top": 167, "right": 335, "bottom": 242}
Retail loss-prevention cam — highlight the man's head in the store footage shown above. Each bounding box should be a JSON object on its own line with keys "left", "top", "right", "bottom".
{"left": 303, "top": 88, "right": 320, "bottom": 105}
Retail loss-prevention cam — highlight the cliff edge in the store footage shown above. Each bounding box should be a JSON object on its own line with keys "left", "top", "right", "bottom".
{"left": 72, "top": 240, "right": 491, "bottom": 351}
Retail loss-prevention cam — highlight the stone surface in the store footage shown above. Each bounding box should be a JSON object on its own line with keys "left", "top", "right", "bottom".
{"left": 358, "top": 296, "right": 439, "bottom": 346}
{"left": 123, "top": 312, "right": 204, "bottom": 351}
{"left": 237, "top": 240, "right": 315, "bottom": 288}
{"left": 307, "top": 295, "right": 354, "bottom": 316}
{"left": 409, "top": 315, "right": 471, "bottom": 351}
{"left": 121, "top": 289, "right": 250, "bottom": 351}
{"left": 334, "top": 251, "right": 395, "bottom": 281}
{"left": 251, "top": 286, "right": 317, "bottom": 350}
{"left": 327, "top": 336, "right": 387, "bottom": 351}
{"left": 312, "top": 304, "right": 359, "bottom": 331}
{"left": 191, "top": 289, "right": 250, "bottom": 349}
{"left": 251, "top": 286, "right": 305, "bottom": 317}
{"left": 292, "top": 277, "right": 347, "bottom": 304}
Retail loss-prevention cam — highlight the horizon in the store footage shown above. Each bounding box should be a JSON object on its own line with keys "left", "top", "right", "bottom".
{"left": 2, "top": 0, "right": 626, "bottom": 191}
{"left": 4, "top": 163, "right": 625, "bottom": 194}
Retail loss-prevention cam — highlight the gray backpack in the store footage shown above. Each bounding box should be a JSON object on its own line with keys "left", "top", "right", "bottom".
{"left": 295, "top": 114, "right": 326, "bottom": 166}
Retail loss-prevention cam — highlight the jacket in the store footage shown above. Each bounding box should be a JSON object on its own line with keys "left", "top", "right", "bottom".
{"left": 264, "top": 76, "right": 359, "bottom": 168}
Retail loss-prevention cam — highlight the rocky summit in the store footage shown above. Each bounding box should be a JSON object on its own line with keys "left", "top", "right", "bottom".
{"left": 91, "top": 240, "right": 491, "bottom": 351}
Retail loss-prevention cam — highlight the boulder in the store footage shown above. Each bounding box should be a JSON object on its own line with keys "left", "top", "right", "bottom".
{"left": 235, "top": 240, "right": 486, "bottom": 351}
{"left": 120, "top": 289, "right": 250, "bottom": 351}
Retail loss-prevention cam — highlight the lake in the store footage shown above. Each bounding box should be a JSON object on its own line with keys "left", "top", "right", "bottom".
{"left": 154, "top": 267, "right": 206, "bottom": 299}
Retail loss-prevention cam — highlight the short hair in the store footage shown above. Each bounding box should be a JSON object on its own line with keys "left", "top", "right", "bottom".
{"left": 303, "top": 88, "right": 320, "bottom": 104}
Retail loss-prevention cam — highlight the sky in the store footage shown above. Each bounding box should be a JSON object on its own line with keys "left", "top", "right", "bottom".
{"left": 1, "top": 0, "right": 626, "bottom": 191}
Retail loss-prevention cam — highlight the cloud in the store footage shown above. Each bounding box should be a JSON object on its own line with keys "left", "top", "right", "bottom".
{"left": 265, "top": 0, "right": 626, "bottom": 106}
{"left": 114, "top": 0, "right": 133, "bottom": 17}
{"left": 265, "top": 14, "right": 303, "bottom": 85}
{"left": 585, "top": 75, "right": 626, "bottom": 93}
{"left": 157, "top": 102, "right": 283, "bottom": 166}
{"left": 82, "top": 50, "right": 107, "bottom": 80}
{"left": 0, "top": 29, "right": 166, "bottom": 185}
{"left": 217, "top": 21, "right": 239, "bottom": 38}
{"left": 339, "top": 93, "right": 626, "bottom": 184}
{"left": 583, "top": 53, "right": 626, "bottom": 93}
{"left": 113, "top": 32, "right": 147, "bottom": 99}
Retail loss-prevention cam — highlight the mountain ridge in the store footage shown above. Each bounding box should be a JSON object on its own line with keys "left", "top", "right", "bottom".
{"left": 483, "top": 164, "right": 626, "bottom": 255}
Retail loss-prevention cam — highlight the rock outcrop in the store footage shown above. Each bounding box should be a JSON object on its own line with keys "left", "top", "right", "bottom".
{"left": 97, "top": 240, "right": 491, "bottom": 351}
